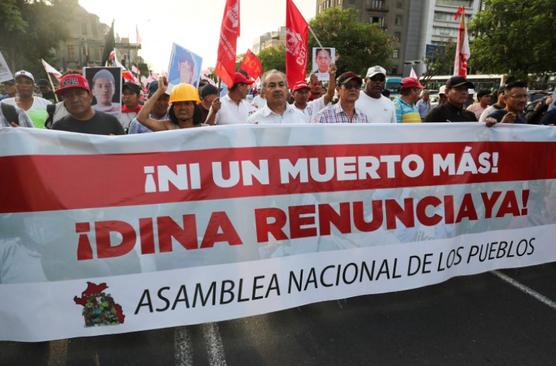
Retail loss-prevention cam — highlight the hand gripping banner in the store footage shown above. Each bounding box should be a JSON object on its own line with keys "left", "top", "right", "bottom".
{"left": 1, "top": 123, "right": 556, "bottom": 341}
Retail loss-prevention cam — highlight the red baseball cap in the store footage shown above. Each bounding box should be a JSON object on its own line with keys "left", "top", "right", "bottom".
{"left": 401, "top": 77, "right": 424, "bottom": 89}
{"left": 232, "top": 72, "right": 254, "bottom": 87}
{"left": 55, "top": 74, "right": 91, "bottom": 95}
{"left": 292, "top": 81, "right": 310, "bottom": 92}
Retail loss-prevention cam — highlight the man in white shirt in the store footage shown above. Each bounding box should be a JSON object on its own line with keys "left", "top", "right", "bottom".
{"left": 291, "top": 64, "right": 336, "bottom": 122}
{"left": 248, "top": 70, "right": 307, "bottom": 124}
{"left": 206, "top": 72, "right": 253, "bottom": 125}
{"left": 355, "top": 65, "right": 396, "bottom": 123}
{"left": 3, "top": 70, "right": 51, "bottom": 128}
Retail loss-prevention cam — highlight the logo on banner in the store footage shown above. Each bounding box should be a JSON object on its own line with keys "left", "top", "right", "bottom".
{"left": 74, "top": 282, "right": 125, "bottom": 327}
{"left": 224, "top": 3, "right": 239, "bottom": 31}
{"left": 286, "top": 29, "right": 307, "bottom": 66}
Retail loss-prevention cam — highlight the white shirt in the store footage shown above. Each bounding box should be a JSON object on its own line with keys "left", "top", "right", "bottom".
{"left": 3, "top": 96, "right": 51, "bottom": 128}
{"left": 248, "top": 102, "right": 308, "bottom": 124}
{"left": 355, "top": 91, "right": 396, "bottom": 123}
{"left": 292, "top": 95, "right": 327, "bottom": 123}
{"left": 215, "top": 94, "right": 252, "bottom": 125}
{"left": 251, "top": 95, "right": 266, "bottom": 110}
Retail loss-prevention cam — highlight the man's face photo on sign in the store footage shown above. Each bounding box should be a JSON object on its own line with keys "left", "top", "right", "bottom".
{"left": 84, "top": 67, "right": 122, "bottom": 115}
{"left": 312, "top": 47, "right": 335, "bottom": 81}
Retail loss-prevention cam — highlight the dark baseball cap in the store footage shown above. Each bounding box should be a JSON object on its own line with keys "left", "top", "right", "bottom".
{"left": 123, "top": 81, "right": 141, "bottom": 95}
{"left": 200, "top": 84, "right": 218, "bottom": 99}
{"left": 446, "top": 76, "right": 474, "bottom": 89}
{"left": 337, "top": 72, "right": 363, "bottom": 86}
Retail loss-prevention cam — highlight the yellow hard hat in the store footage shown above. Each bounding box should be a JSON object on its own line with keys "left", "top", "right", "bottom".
{"left": 169, "top": 83, "right": 200, "bottom": 104}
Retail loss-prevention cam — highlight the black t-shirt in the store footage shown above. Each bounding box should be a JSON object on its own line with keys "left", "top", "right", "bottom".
{"left": 194, "top": 104, "right": 210, "bottom": 125}
{"left": 424, "top": 102, "right": 478, "bottom": 122}
{"left": 53, "top": 111, "right": 125, "bottom": 135}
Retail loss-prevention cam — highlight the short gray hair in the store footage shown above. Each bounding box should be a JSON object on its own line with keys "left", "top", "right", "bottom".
{"left": 262, "top": 69, "right": 287, "bottom": 88}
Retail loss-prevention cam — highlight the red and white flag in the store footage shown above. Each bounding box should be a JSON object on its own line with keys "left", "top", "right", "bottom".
{"left": 453, "top": 6, "right": 470, "bottom": 77}
{"left": 41, "top": 59, "right": 62, "bottom": 80}
{"left": 215, "top": 0, "right": 240, "bottom": 87}
{"left": 239, "top": 49, "right": 263, "bottom": 80}
{"left": 285, "top": 0, "right": 309, "bottom": 87}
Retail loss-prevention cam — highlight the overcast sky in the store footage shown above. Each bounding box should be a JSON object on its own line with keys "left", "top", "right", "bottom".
{"left": 79, "top": 0, "right": 316, "bottom": 72}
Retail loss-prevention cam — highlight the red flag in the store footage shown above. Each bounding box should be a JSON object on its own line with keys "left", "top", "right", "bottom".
{"left": 239, "top": 49, "right": 263, "bottom": 80}
{"left": 215, "top": 0, "right": 240, "bottom": 87}
{"left": 285, "top": 0, "right": 309, "bottom": 86}
{"left": 453, "top": 6, "right": 470, "bottom": 77}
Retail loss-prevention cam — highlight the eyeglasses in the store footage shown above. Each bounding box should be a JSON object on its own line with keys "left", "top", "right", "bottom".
{"left": 343, "top": 82, "right": 361, "bottom": 90}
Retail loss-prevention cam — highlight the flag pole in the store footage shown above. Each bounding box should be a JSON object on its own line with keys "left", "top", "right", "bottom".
{"left": 308, "top": 26, "right": 324, "bottom": 49}
{"left": 42, "top": 60, "right": 59, "bottom": 103}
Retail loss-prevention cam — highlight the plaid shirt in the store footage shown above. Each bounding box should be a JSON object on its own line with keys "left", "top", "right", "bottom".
{"left": 316, "top": 103, "right": 369, "bottom": 124}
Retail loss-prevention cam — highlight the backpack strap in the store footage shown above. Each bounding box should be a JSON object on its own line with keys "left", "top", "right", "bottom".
{"left": 45, "top": 103, "right": 57, "bottom": 129}
{"left": 1, "top": 102, "right": 19, "bottom": 126}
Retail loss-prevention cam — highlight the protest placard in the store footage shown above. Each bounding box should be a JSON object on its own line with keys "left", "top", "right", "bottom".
{"left": 168, "top": 43, "right": 203, "bottom": 89}
{"left": 84, "top": 67, "right": 122, "bottom": 117}
{"left": 312, "top": 47, "right": 336, "bottom": 81}
{"left": 1, "top": 124, "right": 555, "bottom": 341}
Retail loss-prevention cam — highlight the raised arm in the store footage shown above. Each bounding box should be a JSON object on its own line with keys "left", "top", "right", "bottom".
{"left": 136, "top": 77, "right": 170, "bottom": 131}
{"left": 323, "top": 64, "right": 337, "bottom": 105}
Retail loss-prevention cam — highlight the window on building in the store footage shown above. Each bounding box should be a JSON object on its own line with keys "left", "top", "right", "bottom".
{"left": 81, "top": 22, "right": 88, "bottom": 36}
{"left": 394, "top": 32, "right": 401, "bottom": 42}
{"left": 67, "top": 45, "right": 75, "bottom": 61}
{"left": 91, "top": 21, "right": 98, "bottom": 37}
{"left": 396, "top": 1, "right": 403, "bottom": 8}
{"left": 370, "top": 0, "right": 385, "bottom": 9}
{"left": 370, "top": 16, "right": 385, "bottom": 28}
{"left": 395, "top": 15, "right": 403, "bottom": 26}
{"left": 393, "top": 48, "right": 399, "bottom": 59}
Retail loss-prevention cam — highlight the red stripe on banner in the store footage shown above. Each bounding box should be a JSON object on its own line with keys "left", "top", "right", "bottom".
{"left": 1, "top": 142, "right": 556, "bottom": 213}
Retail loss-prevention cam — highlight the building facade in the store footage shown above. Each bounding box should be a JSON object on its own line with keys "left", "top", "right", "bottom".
{"left": 55, "top": 5, "right": 142, "bottom": 71}
{"left": 252, "top": 27, "right": 287, "bottom": 54}
{"left": 316, "top": 0, "right": 481, "bottom": 76}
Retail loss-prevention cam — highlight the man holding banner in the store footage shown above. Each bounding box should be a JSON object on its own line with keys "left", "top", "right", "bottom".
{"left": 248, "top": 70, "right": 307, "bottom": 124}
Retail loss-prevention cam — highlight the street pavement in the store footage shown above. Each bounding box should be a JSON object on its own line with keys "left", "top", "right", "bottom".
{"left": 1, "top": 263, "right": 555, "bottom": 366}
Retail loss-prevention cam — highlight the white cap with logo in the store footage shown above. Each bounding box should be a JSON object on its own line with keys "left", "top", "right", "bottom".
{"left": 14, "top": 70, "right": 35, "bottom": 82}
{"left": 366, "top": 65, "right": 387, "bottom": 79}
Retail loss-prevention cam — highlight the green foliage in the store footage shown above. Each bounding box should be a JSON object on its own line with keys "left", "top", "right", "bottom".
{"left": 308, "top": 7, "right": 392, "bottom": 76}
{"left": 257, "top": 45, "right": 286, "bottom": 73}
{"left": 422, "top": 42, "right": 456, "bottom": 80}
{"left": 0, "top": 0, "right": 73, "bottom": 77}
{"left": 469, "top": 0, "right": 556, "bottom": 80}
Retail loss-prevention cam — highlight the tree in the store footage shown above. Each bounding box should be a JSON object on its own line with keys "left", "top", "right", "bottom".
{"left": 257, "top": 45, "right": 286, "bottom": 73}
{"left": 0, "top": 0, "right": 73, "bottom": 76}
{"left": 308, "top": 7, "right": 392, "bottom": 76}
{"left": 422, "top": 42, "right": 456, "bottom": 81}
{"left": 469, "top": 0, "right": 556, "bottom": 80}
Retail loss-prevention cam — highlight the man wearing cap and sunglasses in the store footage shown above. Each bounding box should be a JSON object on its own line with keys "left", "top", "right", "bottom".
{"left": 355, "top": 65, "right": 396, "bottom": 123}
{"left": 315, "top": 71, "right": 368, "bottom": 124}
{"left": 206, "top": 72, "right": 254, "bottom": 125}
{"left": 52, "top": 73, "right": 124, "bottom": 135}
{"left": 424, "top": 76, "right": 477, "bottom": 122}
{"left": 2, "top": 70, "right": 51, "bottom": 128}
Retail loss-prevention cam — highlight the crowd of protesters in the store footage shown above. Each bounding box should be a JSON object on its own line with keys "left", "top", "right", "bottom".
{"left": 1, "top": 63, "right": 556, "bottom": 133}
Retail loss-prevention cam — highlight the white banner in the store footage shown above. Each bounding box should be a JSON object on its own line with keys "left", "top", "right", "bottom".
{"left": 1, "top": 124, "right": 555, "bottom": 341}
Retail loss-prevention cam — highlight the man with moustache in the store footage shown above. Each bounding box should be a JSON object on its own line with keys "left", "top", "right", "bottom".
{"left": 485, "top": 81, "right": 529, "bottom": 126}
{"left": 315, "top": 71, "right": 369, "bottom": 124}
{"left": 247, "top": 70, "right": 307, "bottom": 124}
{"left": 206, "top": 72, "right": 253, "bottom": 125}
{"left": 52, "top": 73, "right": 124, "bottom": 135}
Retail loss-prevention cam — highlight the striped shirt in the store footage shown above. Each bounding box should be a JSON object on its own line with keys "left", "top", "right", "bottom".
{"left": 393, "top": 97, "right": 421, "bottom": 123}
{"left": 316, "top": 103, "right": 369, "bottom": 124}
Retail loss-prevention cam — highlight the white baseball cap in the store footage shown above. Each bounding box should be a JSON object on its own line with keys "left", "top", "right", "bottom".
{"left": 14, "top": 70, "right": 35, "bottom": 83}
{"left": 366, "top": 65, "right": 387, "bottom": 79}
{"left": 438, "top": 85, "right": 447, "bottom": 95}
